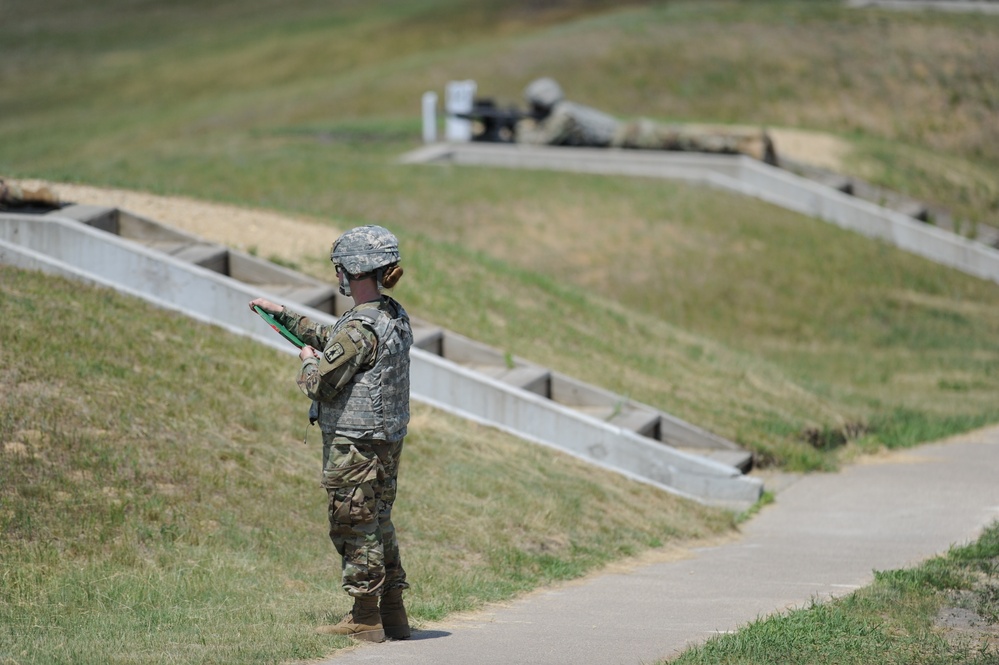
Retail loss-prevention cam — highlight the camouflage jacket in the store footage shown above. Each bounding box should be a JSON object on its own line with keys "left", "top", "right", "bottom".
{"left": 515, "top": 100, "right": 619, "bottom": 147}
{"left": 276, "top": 298, "right": 412, "bottom": 441}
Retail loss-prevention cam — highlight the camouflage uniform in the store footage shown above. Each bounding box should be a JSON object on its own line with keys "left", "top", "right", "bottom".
{"left": 613, "top": 118, "right": 775, "bottom": 162}
{"left": 515, "top": 77, "right": 776, "bottom": 164}
{"left": 516, "top": 100, "right": 619, "bottom": 147}
{"left": 276, "top": 296, "right": 413, "bottom": 598}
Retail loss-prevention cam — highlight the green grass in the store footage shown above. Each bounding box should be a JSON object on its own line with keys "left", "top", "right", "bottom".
{"left": 0, "top": 266, "right": 733, "bottom": 663}
{"left": 664, "top": 521, "right": 999, "bottom": 665}
{"left": 3, "top": 0, "right": 999, "bottom": 661}
{"left": 4, "top": 0, "right": 999, "bottom": 472}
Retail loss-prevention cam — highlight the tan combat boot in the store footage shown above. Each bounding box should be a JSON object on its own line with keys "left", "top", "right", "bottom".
{"left": 380, "top": 587, "right": 411, "bottom": 640}
{"left": 315, "top": 596, "right": 385, "bottom": 642}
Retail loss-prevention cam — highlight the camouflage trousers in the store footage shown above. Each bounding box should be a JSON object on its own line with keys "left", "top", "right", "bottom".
{"left": 613, "top": 119, "right": 770, "bottom": 161}
{"left": 321, "top": 433, "right": 408, "bottom": 598}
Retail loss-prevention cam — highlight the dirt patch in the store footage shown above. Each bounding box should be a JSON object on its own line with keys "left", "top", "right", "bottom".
{"left": 688, "top": 126, "right": 851, "bottom": 172}
{"left": 935, "top": 590, "right": 999, "bottom": 657}
{"left": 3, "top": 441, "right": 29, "bottom": 456}
{"left": 768, "top": 128, "right": 849, "bottom": 172}
{"left": 22, "top": 180, "right": 337, "bottom": 263}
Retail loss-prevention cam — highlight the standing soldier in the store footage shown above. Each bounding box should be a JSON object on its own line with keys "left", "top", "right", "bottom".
{"left": 515, "top": 77, "right": 778, "bottom": 165}
{"left": 249, "top": 225, "right": 413, "bottom": 643}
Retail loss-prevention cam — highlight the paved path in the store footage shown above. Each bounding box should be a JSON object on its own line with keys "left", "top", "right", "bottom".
{"left": 321, "top": 426, "right": 999, "bottom": 665}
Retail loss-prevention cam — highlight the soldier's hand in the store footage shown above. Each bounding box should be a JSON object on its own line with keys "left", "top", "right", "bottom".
{"left": 249, "top": 297, "right": 282, "bottom": 313}
{"left": 299, "top": 345, "right": 320, "bottom": 362}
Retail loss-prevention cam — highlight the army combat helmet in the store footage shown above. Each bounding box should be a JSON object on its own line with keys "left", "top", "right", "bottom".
{"left": 523, "top": 77, "right": 564, "bottom": 113}
{"left": 330, "top": 224, "right": 401, "bottom": 296}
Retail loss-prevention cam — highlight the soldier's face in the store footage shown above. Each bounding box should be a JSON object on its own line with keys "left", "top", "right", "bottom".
{"left": 335, "top": 265, "right": 352, "bottom": 297}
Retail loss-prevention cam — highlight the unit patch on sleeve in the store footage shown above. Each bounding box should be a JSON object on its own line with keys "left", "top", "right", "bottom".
{"left": 324, "top": 342, "right": 345, "bottom": 364}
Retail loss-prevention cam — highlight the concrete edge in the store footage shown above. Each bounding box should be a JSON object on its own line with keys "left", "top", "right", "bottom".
{"left": 0, "top": 212, "right": 761, "bottom": 509}
{"left": 846, "top": 0, "right": 999, "bottom": 13}
{"left": 402, "top": 144, "right": 999, "bottom": 288}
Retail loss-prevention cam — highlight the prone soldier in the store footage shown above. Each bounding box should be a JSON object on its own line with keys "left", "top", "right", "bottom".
{"left": 514, "top": 77, "right": 778, "bottom": 165}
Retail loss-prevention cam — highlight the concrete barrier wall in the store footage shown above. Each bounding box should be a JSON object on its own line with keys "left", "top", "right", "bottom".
{"left": 0, "top": 213, "right": 289, "bottom": 350}
{"left": 404, "top": 143, "right": 999, "bottom": 288}
{"left": 0, "top": 223, "right": 291, "bottom": 355}
{"left": 403, "top": 143, "right": 738, "bottom": 183}
{"left": 846, "top": 0, "right": 999, "bottom": 13}
{"left": 0, "top": 213, "right": 763, "bottom": 508}
{"left": 413, "top": 351, "right": 757, "bottom": 505}
{"left": 732, "top": 159, "right": 999, "bottom": 284}
{"left": 58, "top": 204, "right": 750, "bottom": 463}
{"left": 427, "top": 325, "right": 743, "bottom": 453}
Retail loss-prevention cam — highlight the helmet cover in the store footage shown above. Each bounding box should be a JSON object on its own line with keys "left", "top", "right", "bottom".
{"left": 523, "top": 77, "right": 564, "bottom": 110}
{"left": 329, "top": 225, "right": 401, "bottom": 276}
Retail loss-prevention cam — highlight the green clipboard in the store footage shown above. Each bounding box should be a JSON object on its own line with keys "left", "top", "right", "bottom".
{"left": 254, "top": 306, "right": 306, "bottom": 348}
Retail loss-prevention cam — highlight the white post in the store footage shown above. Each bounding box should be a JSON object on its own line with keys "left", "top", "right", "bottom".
{"left": 421, "top": 91, "right": 438, "bottom": 144}
{"left": 444, "top": 80, "right": 477, "bottom": 142}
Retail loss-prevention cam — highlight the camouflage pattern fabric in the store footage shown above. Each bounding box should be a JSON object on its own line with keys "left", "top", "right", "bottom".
{"left": 612, "top": 118, "right": 771, "bottom": 161}
{"left": 322, "top": 433, "right": 408, "bottom": 597}
{"left": 275, "top": 298, "right": 413, "bottom": 441}
{"left": 513, "top": 94, "right": 774, "bottom": 162}
{"left": 273, "top": 307, "right": 339, "bottom": 352}
{"left": 276, "top": 298, "right": 412, "bottom": 598}
{"left": 314, "top": 299, "right": 412, "bottom": 441}
{"left": 515, "top": 101, "right": 618, "bottom": 147}
{"left": 296, "top": 321, "right": 375, "bottom": 403}
{"left": 329, "top": 225, "right": 401, "bottom": 277}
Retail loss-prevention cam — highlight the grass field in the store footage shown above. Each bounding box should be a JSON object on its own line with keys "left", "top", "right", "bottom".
{"left": 3, "top": 0, "right": 999, "bottom": 662}
{"left": 3, "top": 0, "right": 999, "bottom": 469}
{"left": 663, "top": 522, "right": 999, "bottom": 665}
{"left": 0, "top": 265, "right": 733, "bottom": 663}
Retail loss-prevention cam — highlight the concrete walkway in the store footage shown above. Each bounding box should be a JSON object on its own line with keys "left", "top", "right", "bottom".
{"left": 320, "top": 425, "right": 999, "bottom": 664}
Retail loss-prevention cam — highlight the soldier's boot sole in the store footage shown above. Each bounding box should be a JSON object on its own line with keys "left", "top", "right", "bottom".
{"left": 315, "top": 624, "right": 386, "bottom": 642}
{"left": 384, "top": 624, "right": 411, "bottom": 640}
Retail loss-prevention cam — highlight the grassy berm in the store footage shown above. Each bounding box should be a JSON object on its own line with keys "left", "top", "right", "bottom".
{"left": 3, "top": 0, "right": 999, "bottom": 662}
{"left": 0, "top": 266, "right": 732, "bottom": 663}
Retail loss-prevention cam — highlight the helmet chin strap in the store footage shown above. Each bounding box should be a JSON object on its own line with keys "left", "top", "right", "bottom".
{"left": 340, "top": 268, "right": 388, "bottom": 297}
{"left": 339, "top": 270, "right": 386, "bottom": 298}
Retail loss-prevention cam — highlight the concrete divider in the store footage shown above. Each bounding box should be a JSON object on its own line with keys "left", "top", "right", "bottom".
{"left": 57, "top": 203, "right": 352, "bottom": 313}
{"left": 846, "top": 0, "right": 999, "bottom": 13}
{"left": 49, "top": 203, "right": 752, "bottom": 468}
{"left": 412, "top": 350, "right": 759, "bottom": 505}
{"left": 0, "top": 211, "right": 763, "bottom": 509}
{"left": 402, "top": 143, "right": 999, "bottom": 286}
{"left": 730, "top": 158, "right": 999, "bottom": 284}
{"left": 426, "top": 327, "right": 743, "bottom": 451}
{"left": 0, "top": 212, "right": 292, "bottom": 353}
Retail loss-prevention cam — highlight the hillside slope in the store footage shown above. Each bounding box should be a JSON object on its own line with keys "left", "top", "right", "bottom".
{"left": 0, "top": 264, "right": 733, "bottom": 663}
{"left": 3, "top": 0, "right": 999, "bottom": 467}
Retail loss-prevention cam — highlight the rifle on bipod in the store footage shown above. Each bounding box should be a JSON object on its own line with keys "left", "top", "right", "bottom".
{"left": 455, "top": 99, "right": 531, "bottom": 143}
